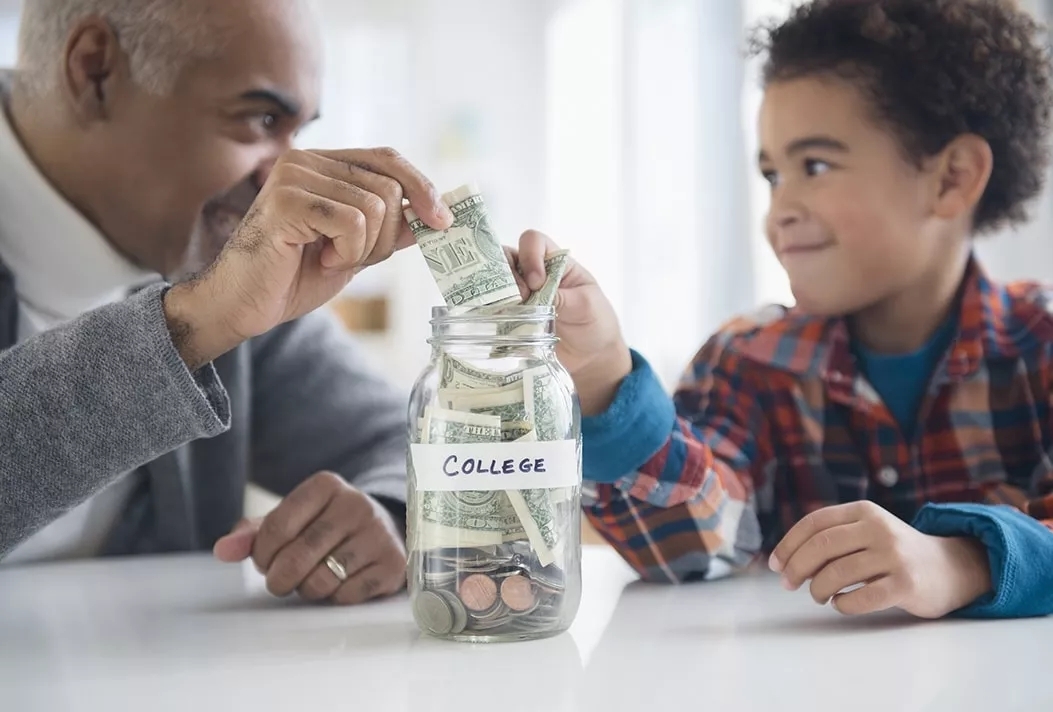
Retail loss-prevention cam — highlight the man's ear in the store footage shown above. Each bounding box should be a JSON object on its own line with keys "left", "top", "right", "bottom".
{"left": 930, "top": 134, "right": 994, "bottom": 224}
{"left": 62, "top": 17, "right": 124, "bottom": 122}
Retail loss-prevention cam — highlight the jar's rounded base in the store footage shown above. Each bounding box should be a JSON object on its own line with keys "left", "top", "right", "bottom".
{"left": 420, "top": 626, "right": 569, "bottom": 644}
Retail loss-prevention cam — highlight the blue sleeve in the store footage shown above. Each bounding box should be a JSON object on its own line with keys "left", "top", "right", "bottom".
{"left": 581, "top": 350, "right": 676, "bottom": 484}
{"left": 911, "top": 502, "right": 1053, "bottom": 618}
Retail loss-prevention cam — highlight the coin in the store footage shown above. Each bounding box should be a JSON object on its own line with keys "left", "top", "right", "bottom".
{"left": 437, "top": 589, "right": 469, "bottom": 634}
{"left": 459, "top": 573, "right": 498, "bottom": 612}
{"left": 413, "top": 591, "right": 454, "bottom": 635}
{"left": 500, "top": 573, "right": 537, "bottom": 612}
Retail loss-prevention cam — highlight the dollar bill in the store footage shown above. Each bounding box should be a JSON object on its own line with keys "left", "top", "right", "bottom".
{"left": 522, "top": 250, "right": 571, "bottom": 309}
{"left": 500, "top": 420, "right": 534, "bottom": 442}
{"left": 522, "top": 367, "right": 569, "bottom": 441}
{"left": 438, "top": 352, "right": 524, "bottom": 391}
{"left": 418, "top": 407, "right": 528, "bottom": 549}
{"left": 505, "top": 488, "right": 556, "bottom": 567}
{"left": 406, "top": 183, "right": 521, "bottom": 308}
{"left": 420, "top": 406, "right": 501, "bottom": 445}
{"left": 439, "top": 384, "right": 529, "bottom": 424}
{"left": 503, "top": 428, "right": 558, "bottom": 566}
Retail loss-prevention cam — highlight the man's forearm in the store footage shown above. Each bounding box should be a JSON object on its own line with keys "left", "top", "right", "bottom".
{"left": 163, "top": 280, "right": 245, "bottom": 371}
{"left": 0, "top": 284, "right": 231, "bottom": 555}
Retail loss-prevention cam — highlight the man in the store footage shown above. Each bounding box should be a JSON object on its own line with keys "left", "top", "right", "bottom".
{"left": 0, "top": 0, "right": 455, "bottom": 606}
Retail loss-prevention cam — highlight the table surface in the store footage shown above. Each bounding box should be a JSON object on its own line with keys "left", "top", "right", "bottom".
{"left": 1, "top": 546, "right": 1049, "bottom": 712}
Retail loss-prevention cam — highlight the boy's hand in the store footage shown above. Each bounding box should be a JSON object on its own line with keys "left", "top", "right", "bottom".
{"left": 769, "top": 501, "right": 992, "bottom": 619}
{"left": 506, "top": 231, "right": 632, "bottom": 416}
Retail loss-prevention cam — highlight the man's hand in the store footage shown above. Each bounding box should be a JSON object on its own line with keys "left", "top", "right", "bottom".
{"left": 769, "top": 501, "right": 992, "bottom": 619}
{"left": 164, "top": 147, "right": 453, "bottom": 370}
{"left": 506, "top": 231, "right": 632, "bottom": 416}
{"left": 213, "top": 472, "right": 407, "bottom": 605}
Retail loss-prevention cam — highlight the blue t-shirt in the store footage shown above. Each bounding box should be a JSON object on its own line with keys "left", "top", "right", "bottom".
{"left": 851, "top": 313, "right": 959, "bottom": 440}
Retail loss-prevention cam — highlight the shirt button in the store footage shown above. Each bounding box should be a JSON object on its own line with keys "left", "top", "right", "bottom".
{"left": 877, "top": 466, "right": 899, "bottom": 488}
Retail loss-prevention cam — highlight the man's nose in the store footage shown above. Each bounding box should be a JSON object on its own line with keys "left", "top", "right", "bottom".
{"left": 252, "top": 158, "right": 279, "bottom": 191}
{"left": 252, "top": 137, "right": 297, "bottom": 190}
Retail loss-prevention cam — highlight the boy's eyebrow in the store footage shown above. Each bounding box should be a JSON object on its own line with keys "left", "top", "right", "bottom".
{"left": 758, "top": 136, "right": 850, "bottom": 163}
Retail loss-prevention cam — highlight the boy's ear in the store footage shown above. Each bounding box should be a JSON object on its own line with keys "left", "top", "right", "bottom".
{"left": 931, "top": 134, "right": 994, "bottom": 223}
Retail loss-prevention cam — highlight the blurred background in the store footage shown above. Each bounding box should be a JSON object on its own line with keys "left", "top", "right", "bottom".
{"left": 0, "top": 0, "right": 1051, "bottom": 393}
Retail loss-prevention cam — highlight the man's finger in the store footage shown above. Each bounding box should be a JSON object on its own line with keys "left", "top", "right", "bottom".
{"left": 314, "top": 147, "right": 452, "bottom": 230}
{"left": 213, "top": 518, "right": 260, "bottom": 563}
{"left": 296, "top": 534, "right": 378, "bottom": 602}
{"left": 394, "top": 221, "right": 418, "bottom": 252}
{"left": 830, "top": 575, "right": 901, "bottom": 616}
{"left": 779, "top": 521, "right": 869, "bottom": 590}
{"left": 769, "top": 502, "right": 868, "bottom": 573}
{"left": 307, "top": 153, "right": 406, "bottom": 267}
{"left": 265, "top": 494, "right": 372, "bottom": 597}
{"left": 252, "top": 472, "right": 343, "bottom": 571}
{"left": 330, "top": 561, "right": 402, "bottom": 606}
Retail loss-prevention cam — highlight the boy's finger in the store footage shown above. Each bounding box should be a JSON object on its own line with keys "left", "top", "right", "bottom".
{"left": 778, "top": 521, "right": 869, "bottom": 590}
{"left": 830, "top": 575, "right": 900, "bottom": 616}
{"left": 769, "top": 502, "right": 864, "bottom": 573}
{"left": 503, "top": 246, "right": 532, "bottom": 301}
{"left": 517, "top": 230, "right": 560, "bottom": 291}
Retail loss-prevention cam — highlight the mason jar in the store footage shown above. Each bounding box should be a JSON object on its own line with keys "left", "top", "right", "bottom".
{"left": 406, "top": 305, "right": 582, "bottom": 642}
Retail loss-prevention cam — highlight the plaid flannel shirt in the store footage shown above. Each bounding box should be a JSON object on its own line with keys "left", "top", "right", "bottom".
{"left": 581, "top": 257, "right": 1053, "bottom": 599}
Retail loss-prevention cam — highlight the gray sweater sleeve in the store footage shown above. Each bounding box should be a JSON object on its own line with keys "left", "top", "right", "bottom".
{"left": 0, "top": 284, "right": 231, "bottom": 555}
{"left": 248, "top": 307, "right": 409, "bottom": 509}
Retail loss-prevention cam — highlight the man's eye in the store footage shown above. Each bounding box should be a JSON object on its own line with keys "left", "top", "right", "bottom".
{"left": 249, "top": 113, "right": 280, "bottom": 132}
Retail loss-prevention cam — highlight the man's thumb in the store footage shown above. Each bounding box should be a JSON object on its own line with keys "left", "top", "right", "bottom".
{"left": 212, "top": 518, "right": 260, "bottom": 562}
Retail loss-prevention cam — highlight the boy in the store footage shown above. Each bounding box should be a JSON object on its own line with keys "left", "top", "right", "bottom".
{"left": 509, "top": 0, "right": 1053, "bottom": 619}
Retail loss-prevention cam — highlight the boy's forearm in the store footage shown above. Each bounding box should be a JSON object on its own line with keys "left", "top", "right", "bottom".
{"left": 581, "top": 349, "right": 763, "bottom": 582}
{"left": 913, "top": 502, "right": 1053, "bottom": 618}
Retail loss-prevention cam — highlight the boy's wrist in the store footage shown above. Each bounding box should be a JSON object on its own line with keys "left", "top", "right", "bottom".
{"left": 939, "top": 535, "right": 993, "bottom": 611}
{"left": 572, "top": 343, "right": 633, "bottom": 417}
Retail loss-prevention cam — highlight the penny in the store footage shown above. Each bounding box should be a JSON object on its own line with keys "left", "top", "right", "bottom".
{"left": 437, "top": 589, "right": 469, "bottom": 634}
{"left": 500, "top": 573, "right": 536, "bottom": 612}
{"left": 413, "top": 591, "right": 453, "bottom": 635}
{"left": 458, "top": 573, "right": 498, "bottom": 612}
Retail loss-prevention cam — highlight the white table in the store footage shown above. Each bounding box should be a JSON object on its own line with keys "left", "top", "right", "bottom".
{"left": 1, "top": 546, "right": 1049, "bottom": 712}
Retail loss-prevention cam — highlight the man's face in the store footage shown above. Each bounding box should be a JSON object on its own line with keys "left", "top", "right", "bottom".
{"left": 757, "top": 76, "right": 946, "bottom": 316}
{"left": 84, "top": 0, "right": 322, "bottom": 278}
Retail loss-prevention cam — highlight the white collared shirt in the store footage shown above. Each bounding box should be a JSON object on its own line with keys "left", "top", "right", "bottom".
{"left": 0, "top": 106, "right": 160, "bottom": 565}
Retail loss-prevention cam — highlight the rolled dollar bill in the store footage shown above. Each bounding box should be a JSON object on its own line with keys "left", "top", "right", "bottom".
{"left": 405, "top": 183, "right": 522, "bottom": 308}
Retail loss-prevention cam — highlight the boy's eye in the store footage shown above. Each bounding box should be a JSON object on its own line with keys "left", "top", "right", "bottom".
{"left": 805, "top": 159, "right": 831, "bottom": 176}
{"left": 761, "top": 169, "right": 780, "bottom": 187}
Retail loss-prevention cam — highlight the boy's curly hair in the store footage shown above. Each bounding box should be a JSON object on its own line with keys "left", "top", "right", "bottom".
{"left": 750, "top": 0, "right": 1053, "bottom": 234}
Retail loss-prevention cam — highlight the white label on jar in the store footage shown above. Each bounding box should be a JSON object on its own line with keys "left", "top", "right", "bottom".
{"left": 411, "top": 440, "right": 580, "bottom": 492}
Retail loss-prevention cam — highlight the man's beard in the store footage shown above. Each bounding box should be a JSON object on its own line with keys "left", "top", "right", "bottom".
{"left": 173, "top": 179, "right": 260, "bottom": 282}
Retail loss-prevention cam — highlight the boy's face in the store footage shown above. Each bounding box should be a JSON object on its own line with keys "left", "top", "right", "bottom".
{"left": 758, "top": 76, "right": 946, "bottom": 316}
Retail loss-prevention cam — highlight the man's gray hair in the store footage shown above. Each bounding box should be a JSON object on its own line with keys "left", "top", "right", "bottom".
{"left": 16, "top": 0, "right": 224, "bottom": 96}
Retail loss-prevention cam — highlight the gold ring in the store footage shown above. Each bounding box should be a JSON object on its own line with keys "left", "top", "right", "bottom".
{"left": 324, "top": 555, "right": 348, "bottom": 582}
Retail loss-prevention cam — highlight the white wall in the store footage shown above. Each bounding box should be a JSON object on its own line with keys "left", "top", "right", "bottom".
{"left": 296, "top": 0, "right": 550, "bottom": 389}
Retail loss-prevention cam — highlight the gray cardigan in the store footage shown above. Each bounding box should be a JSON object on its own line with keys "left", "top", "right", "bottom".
{"left": 0, "top": 263, "right": 410, "bottom": 558}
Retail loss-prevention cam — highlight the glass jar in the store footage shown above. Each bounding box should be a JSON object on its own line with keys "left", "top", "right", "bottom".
{"left": 406, "top": 305, "right": 582, "bottom": 642}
